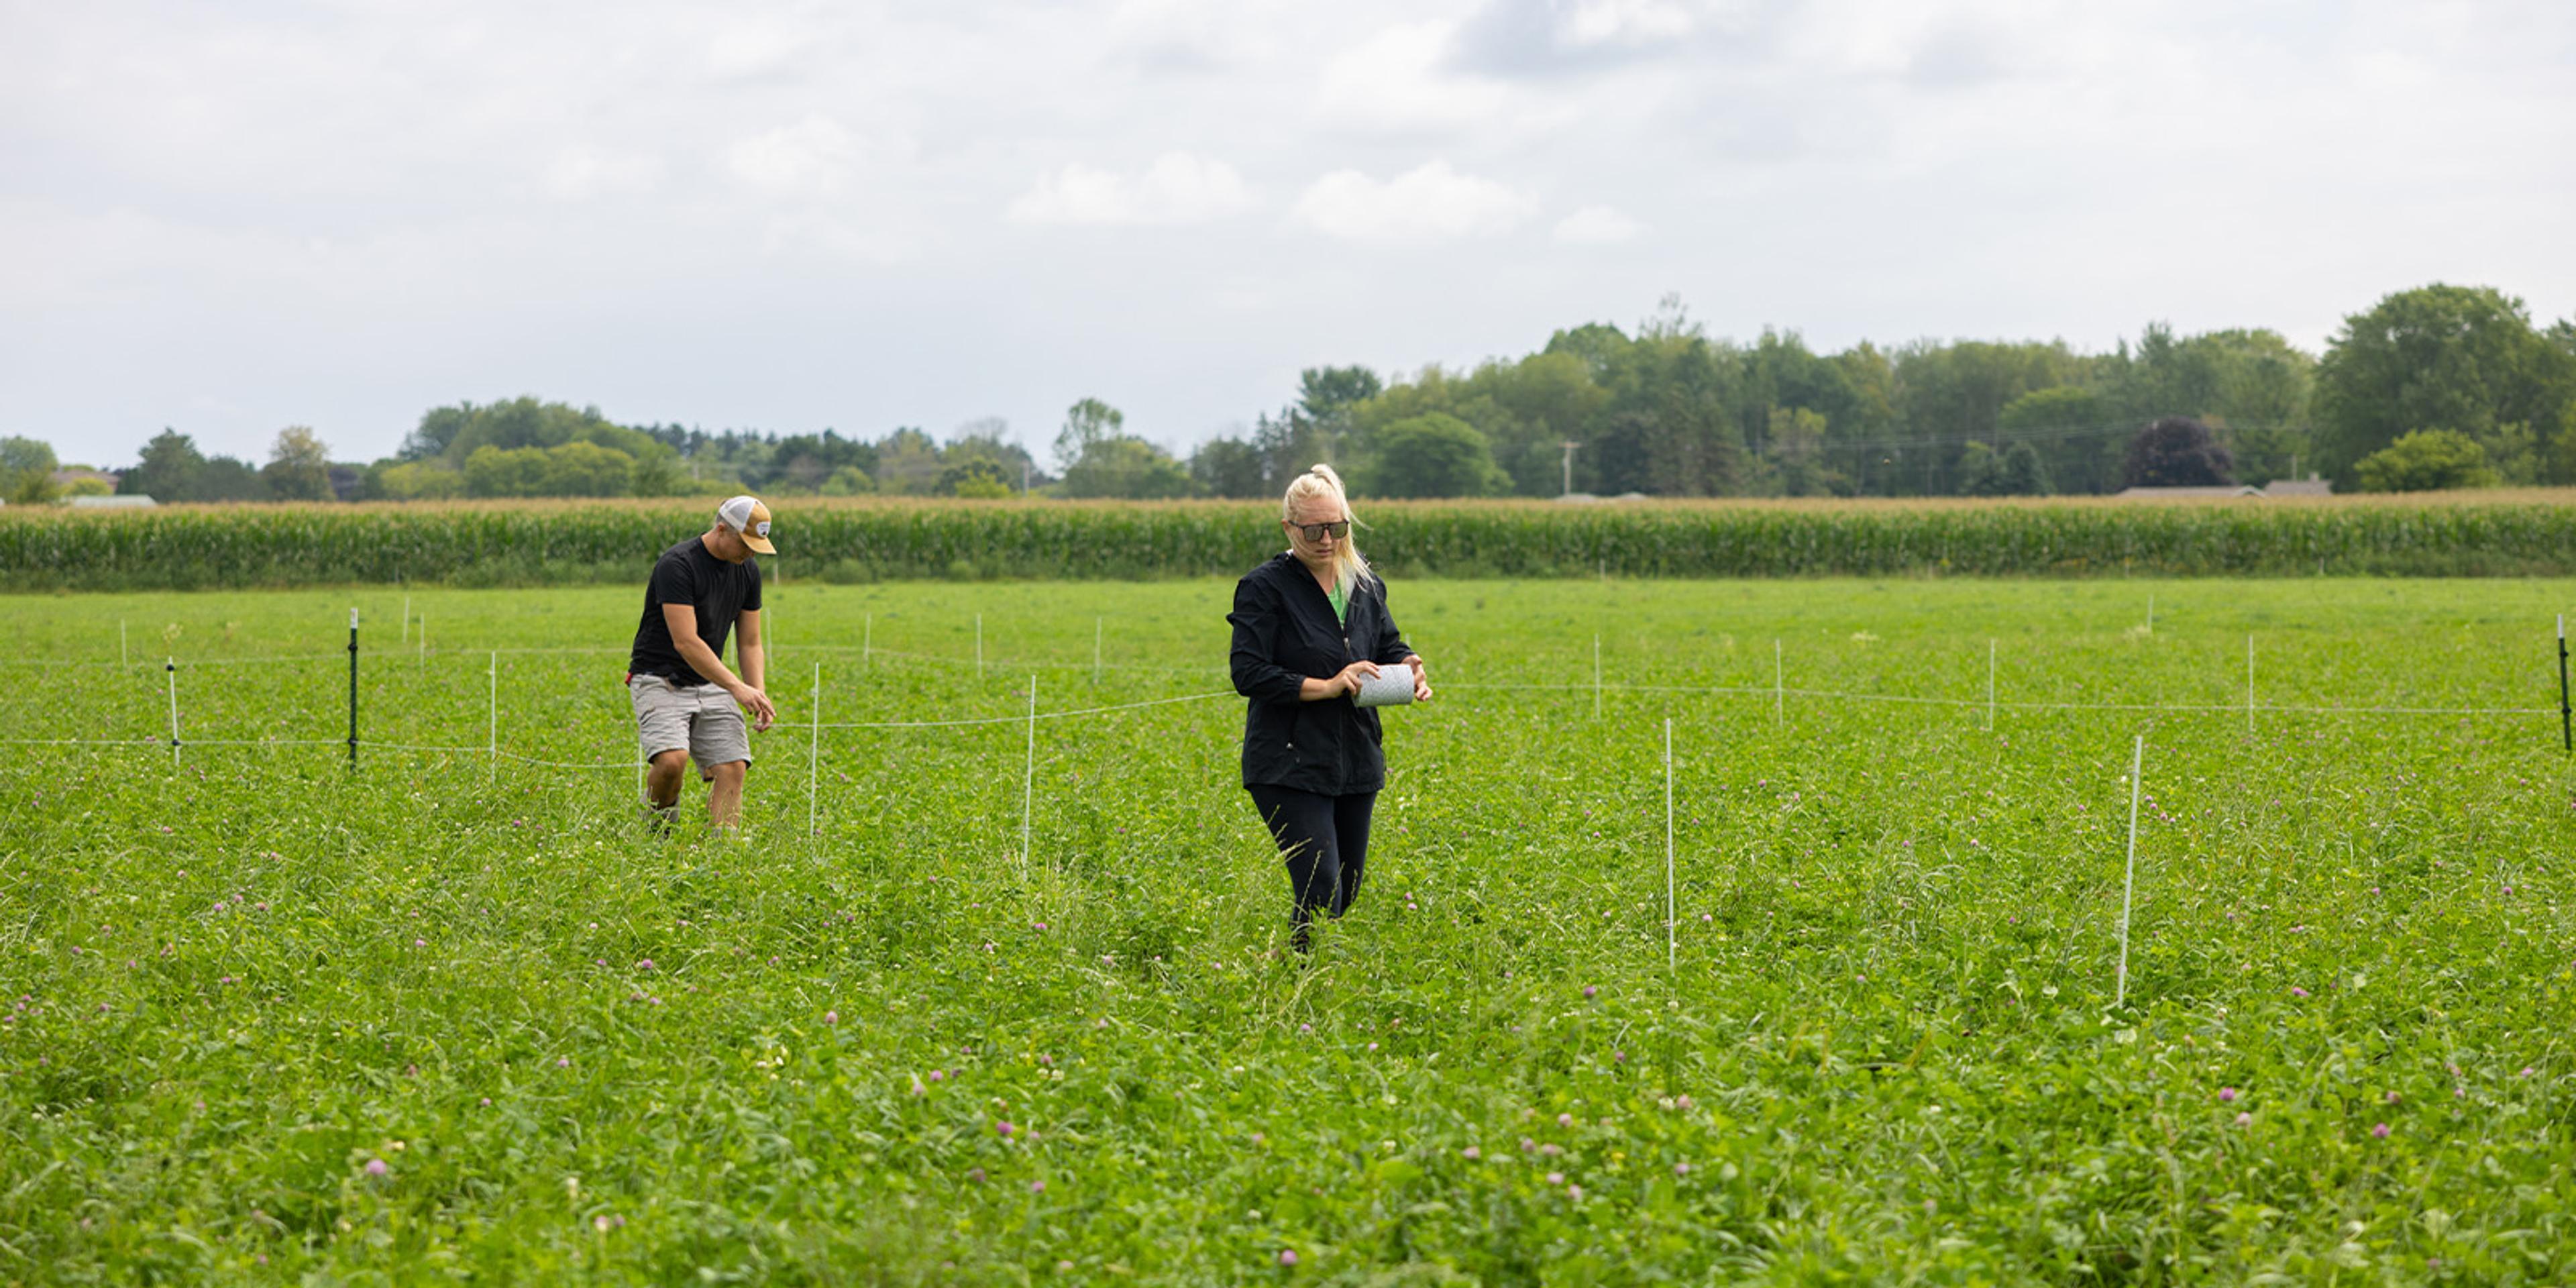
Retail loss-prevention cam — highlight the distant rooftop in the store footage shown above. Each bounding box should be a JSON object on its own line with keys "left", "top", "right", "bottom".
{"left": 2116, "top": 476, "right": 2331, "bottom": 500}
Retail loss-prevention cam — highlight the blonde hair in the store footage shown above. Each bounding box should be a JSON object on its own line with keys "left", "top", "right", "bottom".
{"left": 1282, "top": 463, "right": 1373, "bottom": 598}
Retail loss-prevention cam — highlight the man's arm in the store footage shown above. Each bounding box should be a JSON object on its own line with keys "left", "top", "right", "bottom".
{"left": 737, "top": 608, "right": 766, "bottom": 693}
{"left": 663, "top": 603, "right": 777, "bottom": 729}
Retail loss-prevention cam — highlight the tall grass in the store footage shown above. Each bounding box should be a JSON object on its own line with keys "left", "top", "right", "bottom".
{"left": 9, "top": 493, "right": 2576, "bottom": 589}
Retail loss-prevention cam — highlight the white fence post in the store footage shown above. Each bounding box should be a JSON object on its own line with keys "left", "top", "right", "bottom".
{"left": 808, "top": 660, "right": 822, "bottom": 841}
{"left": 487, "top": 651, "right": 498, "bottom": 790}
{"left": 2117, "top": 735, "right": 2143, "bottom": 1007}
{"left": 1774, "top": 639, "right": 1783, "bottom": 729}
{"left": 1020, "top": 674, "right": 1038, "bottom": 872}
{"left": 165, "top": 659, "right": 180, "bottom": 767}
{"left": 1664, "top": 716, "right": 1676, "bottom": 973}
{"left": 1987, "top": 639, "right": 1996, "bottom": 732}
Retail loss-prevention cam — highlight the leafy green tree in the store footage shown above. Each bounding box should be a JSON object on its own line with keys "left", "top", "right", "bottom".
{"left": 1827, "top": 342, "right": 1900, "bottom": 494}
{"left": 1049, "top": 398, "right": 1193, "bottom": 499}
{"left": 1053, "top": 398, "right": 1126, "bottom": 472}
{"left": 462, "top": 446, "right": 548, "bottom": 497}
{"left": 196, "top": 455, "right": 269, "bottom": 502}
{"left": 536, "top": 441, "right": 636, "bottom": 496}
{"left": 2313, "top": 284, "right": 2576, "bottom": 486}
{"left": 1760, "top": 406, "right": 1843, "bottom": 497}
{"left": 1, "top": 436, "right": 59, "bottom": 505}
{"left": 764, "top": 429, "right": 877, "bottom": 494}
{"left": 873, "top": 428, "right": 943, "bottom": 495}
{"left": 2353, "top": 429, "right": 2500, "bottom": 492}
{"left": 1892, "top": 339, "right": 2090, "bottom": 492}
{"left": 943, "top": 419, "right": 1036, "bottom": 494}
{"left": 262, "top": 427, "right": 334, "bottom": 500}
{"left": 1542, "top": 322, "right": 1631, "bottom": 382}
{"left": 374, "top": 461, "right": 466, "bottom": 500}
{"left": 629, "top": 451, "right": 686, "bottom": 498}
{"left": 820, "top": 465, "right": 874, "bottom": 496}
{"left": 2199, "top": 329, "right": 2316, "bottom": 484}
{"left": 2123, "top": 417, "right": 2235, "bottom": 488}
{"left": 1188, "top": 435, "right": 1269, "bottom": 498}
{"left": 1362, "top": 414, "right": 1509, "bottom": 498}
{"left": 1295, "top": 366, "right": 1382, "bottom": 466}
{"left": 2000, "top": 441, "right": 2053, "bottom": 496}
{"left": 1954, "top": 442, "right": 2008, "bottom": 496}
{"left": 936, "top": 459, "right": 1013, "bottom": 498}
{"left": 1059, "top": 437, "right": 1192, "bottom": 499}
{"left": 1593, "top": 332, "right": 1747, "bottom": 496}
{"left": 120, "top": 429, "right": 204, "bottom": 500}
{"left": 1994, "top": 386, "right": 2116, "bottom": 494}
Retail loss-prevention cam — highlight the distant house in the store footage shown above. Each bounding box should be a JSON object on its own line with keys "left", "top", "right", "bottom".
{"left": 2115, "top": 476, "right": 2331, "bottom": 500}
{"left": 68, "top": 494, "right": 158, "bottom": 509}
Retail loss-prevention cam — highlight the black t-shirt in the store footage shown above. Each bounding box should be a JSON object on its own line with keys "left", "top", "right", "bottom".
{"left": 630, "top": 537, "right": 763, "bottom": 685}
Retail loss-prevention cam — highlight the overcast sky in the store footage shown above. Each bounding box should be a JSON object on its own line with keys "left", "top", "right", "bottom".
{"left": 6, "top": 0, "right": 2573, "bottom": 469}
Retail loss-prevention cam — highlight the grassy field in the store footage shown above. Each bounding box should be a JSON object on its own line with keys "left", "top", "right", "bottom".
{"left": 5, "top": 578, "right": 2576, "bottom": 1284}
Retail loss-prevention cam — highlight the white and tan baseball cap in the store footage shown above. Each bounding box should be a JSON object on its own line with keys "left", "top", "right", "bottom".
{"left": 716, "top": 495, "right": 777, "bottom": 554}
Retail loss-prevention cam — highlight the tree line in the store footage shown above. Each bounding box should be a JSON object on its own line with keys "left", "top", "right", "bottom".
{"left": 8, "top": 282, "right": 2568, "bottom": 507}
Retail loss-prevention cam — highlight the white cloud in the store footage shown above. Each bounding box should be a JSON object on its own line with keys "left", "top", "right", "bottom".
{"left": 706, "top": 21, "right": 806, "bottom": 81}
{"left": 1006, "top": 153, "right": 1255, "bottom": 227}
{"left": 1315, "top": 22, "right": 1508, "bottom": 131}
{"left": 1290, "top": 161, "right": 1536, "bottom": 244}
{"left": 1558, "top": 0, "right": 1697, "bottom": 48}
{"left": 1552, "top": 204, "right": 1642, "bottom": 243}
{"left": 544, "top": 147, "right": 667, "bottom": 201}
{"left": 727, "top": 114, "right": 900, "bottom": 201}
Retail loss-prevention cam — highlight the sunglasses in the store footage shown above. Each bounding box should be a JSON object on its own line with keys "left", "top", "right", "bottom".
{"left": 1289, "top": 520, "right": 1351, "bottom": 541}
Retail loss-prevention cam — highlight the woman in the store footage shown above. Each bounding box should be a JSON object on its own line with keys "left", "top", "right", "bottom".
{"left": 1228, "top": 464, "right": 1434, "bottom": 951}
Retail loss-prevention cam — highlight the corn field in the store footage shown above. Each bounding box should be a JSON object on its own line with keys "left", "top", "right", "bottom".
{"left": 8, "top": 494, "right": 2576, "bottom": 588}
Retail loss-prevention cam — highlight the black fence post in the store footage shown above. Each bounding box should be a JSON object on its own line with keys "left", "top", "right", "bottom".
{"left": 2558, "top": 614, "right": 2570, "bottom": 755}
{"left": 348, "top": 608, "right": 360, "bottom": 770}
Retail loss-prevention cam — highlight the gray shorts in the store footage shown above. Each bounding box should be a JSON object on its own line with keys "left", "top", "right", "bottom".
{"left": 630, "top": 674, "right": 751, "bottom": 777}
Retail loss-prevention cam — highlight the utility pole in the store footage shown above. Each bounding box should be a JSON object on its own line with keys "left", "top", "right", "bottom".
{"left": 1560, "top": 441, "right": 1579, "bottom": 497}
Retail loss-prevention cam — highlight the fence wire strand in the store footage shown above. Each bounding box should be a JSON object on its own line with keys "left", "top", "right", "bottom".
{"left": 13, "top": 636, "right": 2565, "bottom": 765}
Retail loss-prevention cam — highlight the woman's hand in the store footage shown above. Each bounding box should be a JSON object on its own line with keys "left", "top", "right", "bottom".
{"left": 1303, "top": 660, "right": 1381, "bottom": 700}
{"left": 1404, "top": 655, "right": 1432, "bottom": 704}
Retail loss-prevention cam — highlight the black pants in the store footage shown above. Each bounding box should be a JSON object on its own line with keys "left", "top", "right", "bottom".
{"left": 1246, "top": 784, "right": 1377, "bottom": 947}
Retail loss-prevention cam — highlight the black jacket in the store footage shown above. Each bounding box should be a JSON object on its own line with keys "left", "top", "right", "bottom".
{"left": 1229, "top": 552, "right": 1416, "bottom": 795}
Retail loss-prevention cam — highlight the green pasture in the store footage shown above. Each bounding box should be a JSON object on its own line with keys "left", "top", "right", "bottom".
{"left": 4, "top": 578, "right": 2575, "bottom": 1284}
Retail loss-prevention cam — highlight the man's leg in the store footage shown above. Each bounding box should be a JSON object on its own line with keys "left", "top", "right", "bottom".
{"left": 693, "top": 685, "right": 754, "bottom": 833}
{"left": 707, "top": 759, "right": 748, "bottom": 831}
{"left": 646, "top": 749, "right": 690, "bottom": 810}
{"left": 632, "top": 677, "right": 694, "bottom": 830}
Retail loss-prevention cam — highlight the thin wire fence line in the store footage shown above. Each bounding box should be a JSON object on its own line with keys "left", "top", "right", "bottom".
{"left": 7, "top": 653, "right": 353, "bottom": 670}
{"left": 800, "top": 690, "right": 1237, "bottom": 731}
{"left": 17, "top": 639, "right": 2568, "bottom": 753}
{"left": 1444, "top": 679, "right": 2553, "bottom": 716}
{"left": 493, "top": 749, "right": 645, "bottom": 770}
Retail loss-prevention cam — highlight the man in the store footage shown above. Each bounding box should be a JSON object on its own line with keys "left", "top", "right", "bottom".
{"left": 629, "top": 495, "right": 780, "bottom": 833}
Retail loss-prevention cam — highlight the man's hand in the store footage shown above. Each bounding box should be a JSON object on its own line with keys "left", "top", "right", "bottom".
{"left": 735, "top": 685, "right": 777, "bottom": 732}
